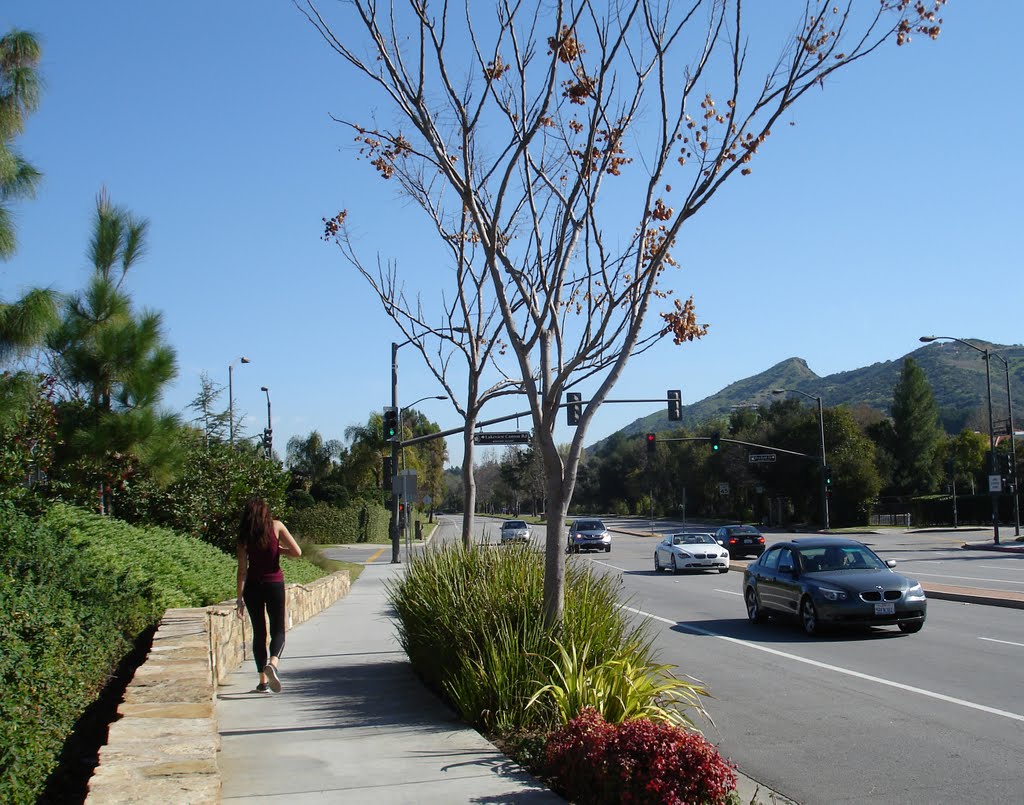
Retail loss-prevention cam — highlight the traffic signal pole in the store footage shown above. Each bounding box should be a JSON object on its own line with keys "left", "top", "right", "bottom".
{"left": 390, "top": 341, "right": 401, "bottom": 563}
{"left": 817, "top": 395, "right": 830, "bottom": 532}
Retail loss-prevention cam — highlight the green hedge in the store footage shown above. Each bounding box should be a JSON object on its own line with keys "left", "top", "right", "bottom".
{"left": 288, "top": 500, "right": 390, "bottom": 544}
{"left": 0, "top": 502, "right": 326, "bottom": 803}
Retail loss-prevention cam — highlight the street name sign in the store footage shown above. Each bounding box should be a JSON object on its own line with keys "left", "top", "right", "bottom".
{"left": 474, "top": 430, "right": 531, "bottom": 445}
{"left": 749, "top": 453, "right": 777, "bottom": 464}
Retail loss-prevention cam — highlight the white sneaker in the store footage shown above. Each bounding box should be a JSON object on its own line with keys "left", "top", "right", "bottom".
{"left": 264, "top": 663, "right": 281, "bottom": 693}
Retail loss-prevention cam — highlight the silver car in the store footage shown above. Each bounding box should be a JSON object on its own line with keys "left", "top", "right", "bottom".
{"left": 499, "top": 519, "right": 531, "bottom": 544}
{"left": 567, "top": 518, "right": 611, "bottom": 553}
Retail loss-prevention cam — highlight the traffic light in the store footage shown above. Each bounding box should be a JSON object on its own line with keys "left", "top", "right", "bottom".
{"left": 646, "top": 432, "right": 656, "bottom": 453}
{"left": 1001, "top": 453, "right": 1015, "bottom": 484}
{"left": 566, "top": 392, "right": 582, "bottom": 426}
{"left": 823, "top": 465, "right": 833, "bottom": 486}
{"left": 262, "top": 427, "right": 273, "bottom": 455}
{"left": 383, "top": 407, "right": 398, "bottom": 439}
{"left": 382, "top": 456, "right": 393, "bottom": 491}
{"left": 710, "top": 431, "right": 720, "bottom": 452}
{"left": 667, "top": 389, "right": 682, "bottom": 421}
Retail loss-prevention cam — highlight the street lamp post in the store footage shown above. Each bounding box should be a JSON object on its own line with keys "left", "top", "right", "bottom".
{"left": 920, "top": 336, "right": 1000, "bottom": 543}
{"left": 228, "top": 356, "right": 251, "bottom": 446}
{"left": 260, "top": 386, "right": 272, "bottom": 458}
{"left": 989, "top": 353, "right": 1020, "bottom": 537}
{"left": 773, "top": 388, "right": 829, "bottom": 531}
{"left": 389, "top": 330, "right": 466, "bottom": 562}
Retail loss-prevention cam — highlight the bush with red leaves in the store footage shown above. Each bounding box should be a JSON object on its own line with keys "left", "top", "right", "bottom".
{"left": 542, "top": 707, "right": 737, "bottom": 804}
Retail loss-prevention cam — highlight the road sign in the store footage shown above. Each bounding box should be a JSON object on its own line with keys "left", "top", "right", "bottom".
{"left": 718, "top": 482, "right": 730, "bottom": 495}
{"left": 749, "top": 453, "right": 776, "bottom": 464}
{"left": 473, "top": 430, "right": 531, "bottom": 445}
{"left": 989, "top": 474, "right": 1003, "bottom": 493}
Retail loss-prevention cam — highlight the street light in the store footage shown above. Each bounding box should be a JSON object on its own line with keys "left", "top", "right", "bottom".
{"left": 986, "top": 352, "right": 1019, "bottom": 537}
{"left": 390, "top": 329, "right": 467, "bottom": 563}
{"left": 228, "top": 356, "right": 251, "bottom": 446}
{"left": 260, "top": 386, "right": 272, "bottom": 458}
{"left": 773, "top": 388, "right": 829, "bottom": 531}
{"left": 920, "top": 336, "right": 1001, "bottom": 543}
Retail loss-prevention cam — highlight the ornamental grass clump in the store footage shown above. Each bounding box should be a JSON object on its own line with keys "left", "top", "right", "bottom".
{"left": 542, "top": 707, "right": 738, "bottom": 805}
{"left": 526, "top": 637, "right": 710, "bottom": 729}
{"left": 386, "top": 542, "right": 651, "bottom": 733}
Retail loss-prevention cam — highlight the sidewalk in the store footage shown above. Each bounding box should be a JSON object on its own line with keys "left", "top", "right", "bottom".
{"left": 215, "top": 561, "right": 793, "bottom": 804}
{"left": 215, "top": 562, "right": 560, "bottom": 803}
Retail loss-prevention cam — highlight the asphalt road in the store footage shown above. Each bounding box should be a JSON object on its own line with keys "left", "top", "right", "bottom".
{"left": 575, "top": 523, "right": 1024, "bottom": 805}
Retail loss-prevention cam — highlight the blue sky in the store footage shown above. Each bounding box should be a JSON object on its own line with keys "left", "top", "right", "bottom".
{"left": 3, "top": 2, "right": 1020, "bottom": 467}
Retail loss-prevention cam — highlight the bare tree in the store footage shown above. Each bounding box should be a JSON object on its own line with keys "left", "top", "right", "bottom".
{"left": 302, "top": 0, "right": 945, "bottom": 624}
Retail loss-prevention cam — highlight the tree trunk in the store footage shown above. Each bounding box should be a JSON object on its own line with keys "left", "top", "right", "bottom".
{"left": 461, "top": 426, "right": 476, "bottom": 548}
{"left": 542, "top": 473, "right": 568, "bottom": 628}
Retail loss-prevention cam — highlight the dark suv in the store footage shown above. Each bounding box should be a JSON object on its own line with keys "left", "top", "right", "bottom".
{"left": 715, "top": 524, "right": 766, "bottom": 558}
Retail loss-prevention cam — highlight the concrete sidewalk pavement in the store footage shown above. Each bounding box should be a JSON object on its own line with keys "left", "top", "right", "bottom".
{"left": 215, "top": 561, "right": 561, "bottom": 803}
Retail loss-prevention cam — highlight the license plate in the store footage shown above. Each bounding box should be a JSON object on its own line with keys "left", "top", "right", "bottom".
{"left": 874, "top": 603, "right": 895, "bottom": 616}
{"left": 743, "top": 538, "right": 752, "bottom": 543}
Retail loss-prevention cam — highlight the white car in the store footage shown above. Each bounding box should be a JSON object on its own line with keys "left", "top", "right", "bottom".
{"left": 500, "top": 519, "right": 531, "bottom": 544}
{"left": 654, "top": 532, "right": 730, "bottom": 574}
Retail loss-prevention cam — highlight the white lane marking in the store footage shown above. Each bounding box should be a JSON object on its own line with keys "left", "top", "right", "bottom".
{"left": 716, "top": 589, "right": 743, "bottom": 596}
{"left": 591, "top": 559, "right": 631, "bottom": 572}
{"left": 978, "top": 565, "right": 1024, "bottom": 571}
{"left": 621, "top": 605, "right": 1024, "bottom": 724}
{"left": 979, "top": 637, "right": 1024, "bottom": 649}
{"left": 908, "top": 570, "right": 1024, "bottom": 585}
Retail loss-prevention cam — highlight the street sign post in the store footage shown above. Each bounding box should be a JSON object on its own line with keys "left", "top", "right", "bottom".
{"left": 749, "top": 453, "right": 777, "bottom": 463}
{"left": 473, "top": 431, "right": 531, "bottom": 445}
{"left": 989, "top": 474, "right": 1003, "bottom": 493}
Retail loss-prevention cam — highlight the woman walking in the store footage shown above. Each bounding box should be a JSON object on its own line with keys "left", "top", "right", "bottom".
{"left": 236, "top": 497, "right": 302, "bottom": 693}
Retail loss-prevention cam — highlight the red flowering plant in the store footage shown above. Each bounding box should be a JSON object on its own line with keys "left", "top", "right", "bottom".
{"left": 542, "top": 707, "right": 737, "bottom": 805}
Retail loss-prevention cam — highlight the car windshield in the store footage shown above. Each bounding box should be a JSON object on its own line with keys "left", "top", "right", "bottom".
{"left": 799, "top": 545, "right": 886, "bottom": 572}
{"left": 673, "top": 534, "right": 714, "bottom": 545}
{"left": 574, "top": 520, "right": 604, "bottom": 531}
{"left": 727, "top": 526, "right": 759, "bottom": 535}
{"left": 503, "top": 521, "right": 526, "bottom": 529}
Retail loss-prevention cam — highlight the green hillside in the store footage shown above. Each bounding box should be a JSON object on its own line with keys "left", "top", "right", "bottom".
{"left": 593, "top": 339, "right": 1024, "bottom": 449}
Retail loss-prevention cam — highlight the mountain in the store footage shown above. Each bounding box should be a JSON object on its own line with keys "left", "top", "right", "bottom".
{"left": 590, "top": 339, "right": 1024, "bottom": 450}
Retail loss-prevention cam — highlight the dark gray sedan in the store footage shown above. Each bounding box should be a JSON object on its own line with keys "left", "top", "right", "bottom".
{"left": 743, "top": 537, "right": 927, "bottom": 636}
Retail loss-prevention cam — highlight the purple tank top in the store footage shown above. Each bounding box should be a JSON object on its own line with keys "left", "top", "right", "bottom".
{"left": 247, "top": 528, "right": 283, "bottom": 583}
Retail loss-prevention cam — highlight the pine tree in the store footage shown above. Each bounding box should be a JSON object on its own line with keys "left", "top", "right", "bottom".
{"left": 890, "top": 358, "right": 945, "bottom": 495}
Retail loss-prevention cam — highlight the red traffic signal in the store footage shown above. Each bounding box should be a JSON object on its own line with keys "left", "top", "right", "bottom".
{"left": 646, "top": 432, "right": 656, "bottom": 453}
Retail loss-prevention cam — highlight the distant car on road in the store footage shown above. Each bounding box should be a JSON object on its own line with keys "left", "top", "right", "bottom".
{"left": 499, "top": 519, "right": 531, "bottom": 544}
{"left": 743, "top": 537, "right": 927, "bottom": 636}
{"left": 715, "top": 524, "right": 766, "bottom": 558}
{"left": 654, "top": 532, "right": 730, "bottom": 574}
{"left": 567, "top": 518, "right": 611, "bottom": 553}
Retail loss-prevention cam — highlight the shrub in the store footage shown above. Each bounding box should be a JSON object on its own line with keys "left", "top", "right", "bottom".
{"left": 387, "top": 543, "right": 655, "bottom": 734}
{"left": 526, "top": 638, "right": 710, "bottom": 729}
{"left": 543, "top": 708, "right": 737, "bottom": 805}
{"left": 288, "top": 500, "right": 389, "bottom": 544}
{"left": 0, "top": 500, "right": 327, "bottom": 803}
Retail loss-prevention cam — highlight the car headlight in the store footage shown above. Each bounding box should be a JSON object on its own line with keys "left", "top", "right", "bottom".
{"left": 817, "top": 587, "right": 848, "bottom": 602}
{"left": 905, "top": 583, "right": 926, "bottom": 601}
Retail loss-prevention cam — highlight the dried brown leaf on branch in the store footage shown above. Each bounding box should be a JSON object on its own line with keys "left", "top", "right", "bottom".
{"left": 660, "top": 297, "right": 709, "bottom": 345}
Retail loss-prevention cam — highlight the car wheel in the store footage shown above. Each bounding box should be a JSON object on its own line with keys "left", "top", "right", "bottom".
{"left": 898, "top": 622, "right": 923, "bottom": 634}
{"left": 718, "top": 567, "right": 729, "bottom": 574}
{"left": 605, "top": 545, "right": 611, "bottom": 553}
{"left": 671, "top": 555, "right": 679, "bottom": 574}
{"left": 654, "top": 554, "right": 662, "bottom": 572}
{"left": 745, "top": 588, "right": 765, "bottom": 624}
{"left": 801, "top": 596, "right": 820, "bottom": 636}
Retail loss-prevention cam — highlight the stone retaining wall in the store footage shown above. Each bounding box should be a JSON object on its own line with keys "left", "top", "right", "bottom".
{"left": 85, "top": 570, "right": 351, "bottom": 804}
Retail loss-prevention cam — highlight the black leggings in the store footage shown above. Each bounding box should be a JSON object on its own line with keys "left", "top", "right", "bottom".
{"left": 243, "top": 579, "right": 286, "bottom": 672}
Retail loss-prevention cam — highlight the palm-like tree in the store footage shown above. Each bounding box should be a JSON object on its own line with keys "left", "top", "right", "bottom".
{"left": 0, "top": 28, "right": 43, "bottom": 260}
{"left": 285, "top": 430, "right": 344, "bottom": 492}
